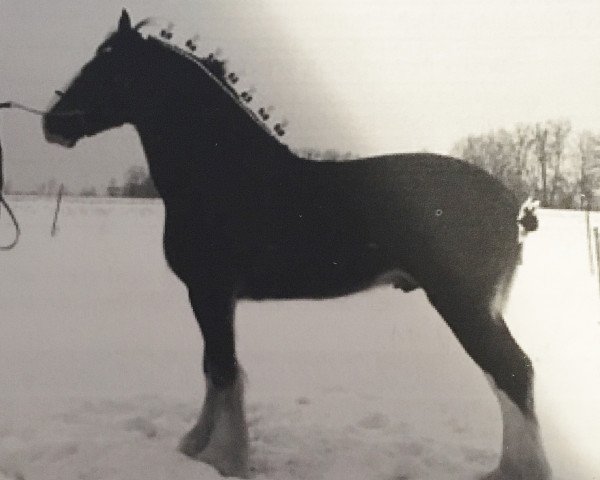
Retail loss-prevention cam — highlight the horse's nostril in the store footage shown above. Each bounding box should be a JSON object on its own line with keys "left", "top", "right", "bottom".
{"left": 55, "top": 90, "right": 65, "bottom": 97}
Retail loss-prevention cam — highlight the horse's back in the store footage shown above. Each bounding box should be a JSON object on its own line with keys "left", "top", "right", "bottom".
{"left": 313, "top": 152, "right": 520, "bottom": 246}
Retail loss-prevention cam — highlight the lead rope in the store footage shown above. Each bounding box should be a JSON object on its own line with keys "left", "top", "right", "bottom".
{"left": 0, "top": 99, "right": 66, "bottom": 250}
{"left": 0, "top": 103, "right": 21, "bottom": 250}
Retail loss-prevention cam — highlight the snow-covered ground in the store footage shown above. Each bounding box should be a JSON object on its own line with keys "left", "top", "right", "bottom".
{"left": 0, "top": 196, "right": 599, "bottom": 479}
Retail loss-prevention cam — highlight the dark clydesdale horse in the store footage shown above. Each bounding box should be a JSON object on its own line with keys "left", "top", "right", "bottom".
{"left": 43, "top": 11, "right": 550, "bottom": 479}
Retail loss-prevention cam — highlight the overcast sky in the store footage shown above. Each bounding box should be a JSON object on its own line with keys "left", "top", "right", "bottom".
{"left": 1, "top": 0, "right": 600, "bottom": 192}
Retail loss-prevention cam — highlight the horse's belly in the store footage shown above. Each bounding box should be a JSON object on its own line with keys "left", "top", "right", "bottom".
{"left": 238, "top": 246, "right": 412, "bottom": 300}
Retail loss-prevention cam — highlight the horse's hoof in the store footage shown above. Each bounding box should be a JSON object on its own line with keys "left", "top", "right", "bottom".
{"left": 197, "top": 448, "right": 249, "bottom": 479}
{"left": 178, "top": 428, "right": 210, "bottom": 458}
{"left": 178, "top": 429, "right": 248, "bottom": 478}
{"left": 480, "top": 463, "right": 552, "bottom": 480}
{"left": 178, "top": 436, "right": 201, "bottom": 458}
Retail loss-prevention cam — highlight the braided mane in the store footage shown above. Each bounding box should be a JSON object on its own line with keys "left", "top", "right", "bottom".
{"left": 135, "top": 18, "right": 287, "bottom": 142}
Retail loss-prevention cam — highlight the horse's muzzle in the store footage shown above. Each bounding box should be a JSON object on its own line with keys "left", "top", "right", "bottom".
{"left": 43, "top": 112, "right": 85, "bottom": 148}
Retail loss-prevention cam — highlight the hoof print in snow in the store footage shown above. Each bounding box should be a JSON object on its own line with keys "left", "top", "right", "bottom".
{"left": 399, "top": 440, "right": 424, "bottom": 457}
{"left": 123, "top": 416, "right": 158, "bottom": 438}
{"left": 461, "top": 445, "right": 493, "bottom": 464}
{"left": 357, "top": 412, "right": 390, "bottom": 430}
{"left": 295, "top": 396, "right": 310, "bottom": 406}
{"left": 0, "top": 471, "right": 25, "bottom": 480}
{"left": 448, "top": 418, "right": 468, "bottom": 434}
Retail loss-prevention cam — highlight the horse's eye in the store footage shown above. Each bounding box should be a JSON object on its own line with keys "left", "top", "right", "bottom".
{"left": 98, "top": 46, "right": 113, "bottom": 55}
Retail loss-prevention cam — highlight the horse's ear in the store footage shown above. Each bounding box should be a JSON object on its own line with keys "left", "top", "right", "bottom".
{"left": 118, "top": 9, "right": 132, "bottom": 32}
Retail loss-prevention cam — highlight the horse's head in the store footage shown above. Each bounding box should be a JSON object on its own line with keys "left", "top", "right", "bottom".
{"left": 43, "top": 10, "right": 146, "bottom": 147}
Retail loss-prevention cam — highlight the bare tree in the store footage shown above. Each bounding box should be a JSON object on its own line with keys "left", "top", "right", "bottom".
{"left": 79, "top": 186, "right": 97, "bottom": 197}
{"left": 546, "top": 120, "right": 572, "bottom": 207}
{"left": 451, "top": 128, "right": 533, "bottom": 201}
{"left": 35, "top": 182, "right": 48, "bottom": 196}
{"left": 295, "top": 148, "right": 355, "bottom": 161}
{"left": 534, "top": 123, "right": 550, "bottom": 207}
{"left": 577, "top": 130, "right": 600, "bottom": 209}
{"left": 514, "top": 124, "right": 536, "bottom": 178}
{"left": 452, "top": 120, "right": 591, "bottom": 209}
{"left": 122, "top": 166, "right": 159, "bottom": 198}
{"left": 106, "top": 177, "right": 121, "bottom": 197}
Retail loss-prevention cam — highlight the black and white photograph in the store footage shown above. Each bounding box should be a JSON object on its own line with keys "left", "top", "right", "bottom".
{"left": 1, "top": 1, "right": 599, "bottom": 479}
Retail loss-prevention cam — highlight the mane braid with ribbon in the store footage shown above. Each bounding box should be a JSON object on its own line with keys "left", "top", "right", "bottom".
{"left": 139, "top": 18, "right": 289, "bottom": 141}
{"left": 153, "top": 38, "right": 274, "bottom": 139}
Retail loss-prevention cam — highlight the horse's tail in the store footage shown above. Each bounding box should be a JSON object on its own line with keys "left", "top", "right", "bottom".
{"left": 517, "top": 197, "right": 539, "bottom": 233}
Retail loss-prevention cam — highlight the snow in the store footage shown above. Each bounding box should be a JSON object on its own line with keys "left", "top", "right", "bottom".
{"left": 1, "top": 196, "right": 599, "bottom": 479}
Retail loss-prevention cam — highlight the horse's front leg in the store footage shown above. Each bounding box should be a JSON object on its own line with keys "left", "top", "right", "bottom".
{"left": 178, "top": 286, "right": 248, "bottom": 478}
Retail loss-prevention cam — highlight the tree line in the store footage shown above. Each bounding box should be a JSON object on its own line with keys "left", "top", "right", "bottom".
{"left": 105, "top": 166, "right": 159, "bottom": 198}
{"left": 451, "top": 119, "right": 600, "bottom": 209}
{"left": 2, "top": 166, "right": 159, "bottom": 198}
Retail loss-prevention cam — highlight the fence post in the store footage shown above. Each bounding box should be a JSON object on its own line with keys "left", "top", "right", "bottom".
{"left": 587, "top": 208, "right": 593, "bottom": 273}
{"left": 594, "top": 227, "right": 600, "bottom": 296}
{"left": 51, "top": 183, "right": 64, "bottom": 237}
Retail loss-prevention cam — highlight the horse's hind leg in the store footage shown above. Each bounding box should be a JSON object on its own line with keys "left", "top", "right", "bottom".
{"left": 178, "top": 286, "right": 249, "bottom": 478}
{"left": 429, "top": 291, "right": 551, "bottom": 480}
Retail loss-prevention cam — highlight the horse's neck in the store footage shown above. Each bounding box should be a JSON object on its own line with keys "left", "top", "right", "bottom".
{"left": 133, "top": 79, "right": 300, "bottom": 201}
